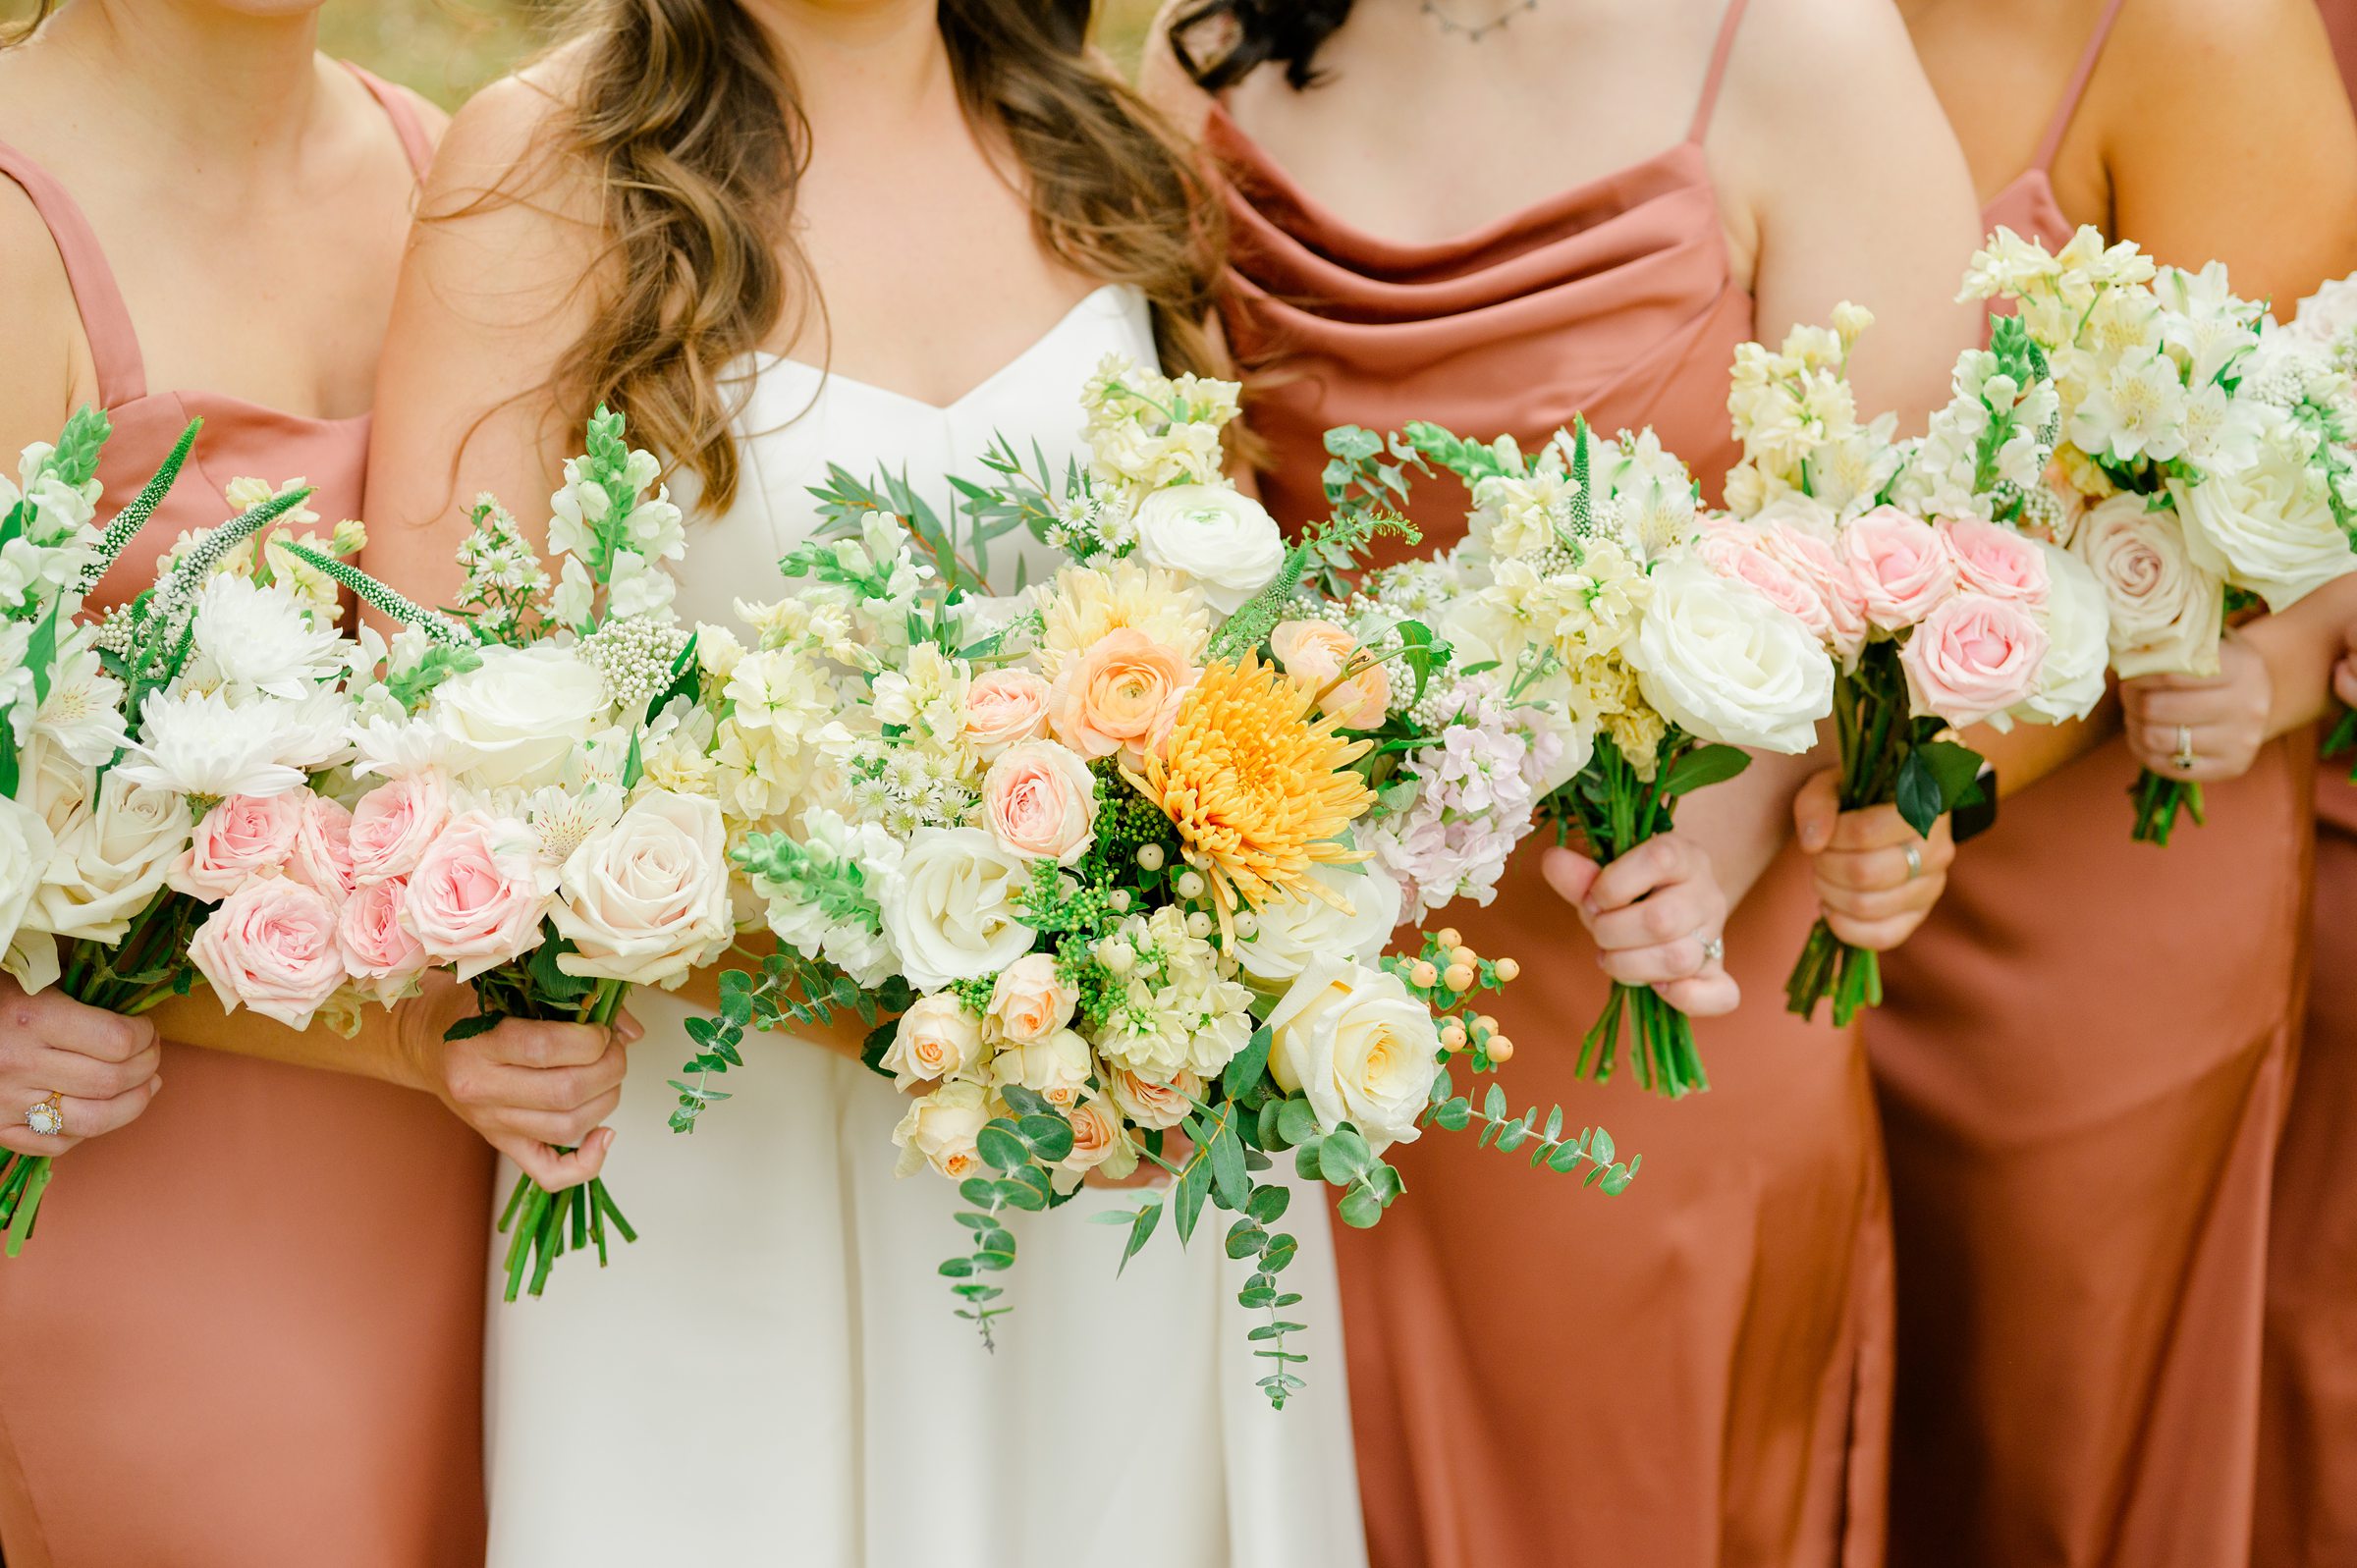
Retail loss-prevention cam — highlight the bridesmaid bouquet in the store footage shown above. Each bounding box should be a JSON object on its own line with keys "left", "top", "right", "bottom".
{"left": 1715, "top": 308, "right": 2109, "bottom": 1025}
{"left": 690, "top": 358, "right": 1637, "bottom": 1406}
{"left": 2265, "top": 274, "right": 2357, "bottom": 773}
{"left": 1962, "top": 227, "right": 2357, "bottom": 841}
{"left": 289, "top": 409, "right": 734, "bottom": 1299}
{"left": 1, "top": 410, "right": 342, "bottom": 1251}
{"left": 1384, "top": 415, "right": 1836, "bottom": 1095}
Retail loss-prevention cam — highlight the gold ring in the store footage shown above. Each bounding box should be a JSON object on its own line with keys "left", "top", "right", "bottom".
{"left": 24, "top": 1093, "right": 64, "bottom": 1138}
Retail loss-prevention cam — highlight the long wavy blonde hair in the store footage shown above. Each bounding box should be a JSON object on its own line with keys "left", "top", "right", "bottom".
{"left": 543, "top": 0, "right": 1225, "bottom": 513}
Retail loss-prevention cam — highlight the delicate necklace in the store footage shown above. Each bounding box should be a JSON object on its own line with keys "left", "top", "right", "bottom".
{"left": 1420, "top": 0, "right": 1540, "bottom": 43}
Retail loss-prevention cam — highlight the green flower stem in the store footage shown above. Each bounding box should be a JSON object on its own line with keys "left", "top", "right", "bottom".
{"left": 1786, "top": 646, "right": 1908, "bottom": 1026}
{"left": 2130, "top": 767, "right": 2205, "bottom": 845}
{"left": 493, "top": 976, "right": 637, "bottom": 1301}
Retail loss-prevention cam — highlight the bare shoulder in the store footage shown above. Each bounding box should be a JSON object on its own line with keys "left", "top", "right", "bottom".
{"left": 388, "top": 81, "right": 453, "bottom": 151}
{"left": 423, "top": 47, "right": 602, "bottom": 229}
{"left": 2109, "top": 0, "right": 2331, "bottom": 66}
{"left": 1136, "top": 0, "right": 1220, "bottom": 135}
{"left": 0, "top": 178, "right": 88, "bottom": 451}
{"left": 1717, "top": 0, "right": 1924, "bottom": 116}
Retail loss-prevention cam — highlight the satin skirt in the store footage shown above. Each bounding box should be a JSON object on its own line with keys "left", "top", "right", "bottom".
{"left": 1338, "top": 843, "right": 1891, "bottom": 1568}
{"left": 1871, "top": 731, "right": 2310, "bottom": 1568}
{"left": 481, "top": 990, "right": 1368, "bottom": 1568}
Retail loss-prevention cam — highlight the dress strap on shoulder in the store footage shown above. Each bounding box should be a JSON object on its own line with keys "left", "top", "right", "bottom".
{"left": 0, "top": 140, "right": 146, "bottom": 406}
{"left": 2030, "top": 0, "right": 2129, "bottom": 173}
{"left": 342, "top": 62, "right": 434, "bottom": 182}
{"left": 1687, "top": 0, "right": 1756, "bottom": 143}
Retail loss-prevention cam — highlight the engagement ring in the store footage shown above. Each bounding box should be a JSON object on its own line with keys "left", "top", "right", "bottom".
{"left": 24, "top": 1094, "right": 64, "bottom": 1139}
{"left": 1700, "top": 935, "right": 1726, "bottom": 968}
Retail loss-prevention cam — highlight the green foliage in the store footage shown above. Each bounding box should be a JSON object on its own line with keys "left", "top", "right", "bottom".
{"left": 668, "top": 951, "right": 906, "bottom": 1135}
{"left": 939, "top": 1089, "right": 1075, "bottom": 1349}
{"left": 1421, "top": 1067, "right": 1640, "bottom": 1195}
{"left": 71, "top": 417, "right": 195, "bottom": 596}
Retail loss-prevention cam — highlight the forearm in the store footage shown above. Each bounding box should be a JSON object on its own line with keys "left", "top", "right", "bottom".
{"left": 1970, "top": 697, "right": 2123, "bottom": 801}
{"left": 2242, "top": 579, "right": 2357, "bottom": 739}
{"left": 146, "top": 982, "right": 447, "bottom": 1094}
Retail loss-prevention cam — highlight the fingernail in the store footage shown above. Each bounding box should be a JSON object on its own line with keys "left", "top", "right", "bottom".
{"left": 149, "top": 1075, "right": 163, "bottom": 1095}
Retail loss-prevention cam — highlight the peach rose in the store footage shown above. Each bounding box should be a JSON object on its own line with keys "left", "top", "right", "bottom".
{"left": 1840, "top": 506, "right": 1957, "bottom": 629}
{"left": 1899, "top": 592, "right": 2050, "bottom": 727}
{"left": 1057, "top": 1093, "right": 1139, "bottom": 1182}
{"left": 990, "top": 1025, "right": 1091, "bottom": 1108}
{"left": 168, "top": 792, "right": 302, "bottom": 901}
{"left": 960, "top": 669, "right": 1053, "bottom": 762}
{"left": 1107, "top": 1064, "right": 1202, "bottom": 1131}
{"left": 891, "top": 1080, "right": 992, "bottom": 1179}
{"left": 286, "top": 792, "right": 356, "bottom": 901}
{"left": 981, "top": 740, "right": 1099, "bottom": 865}
{"left": 987, "top": 952, "right": 1078, "bottom": 1045}
{"left": 336, "top": 877, "right": 427, "bottom": 1006}
{"left": 187, "top": 875, "right": 347, "bottom": 1029}
{"left": 349, "top": 772, "right": 450, "bottom": 885}
{"left": 1941, "top": 517, "right": 2050, "bottom": 608}
{"left": 1046, "top": 629, "right": 1195, "bottom": 762}
{"left": 1270, "top": 619, "right": 1390, "bottom": 730}
{"left": 400, "top": 811, "right": 550, "bottom": 980}
{"left": 880, "top": 992, "right": 986, "bottom": 1090}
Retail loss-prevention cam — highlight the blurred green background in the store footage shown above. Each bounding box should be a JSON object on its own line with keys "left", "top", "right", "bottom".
{"left": 3, "top": 1, "right": 1166, "bottom": 105}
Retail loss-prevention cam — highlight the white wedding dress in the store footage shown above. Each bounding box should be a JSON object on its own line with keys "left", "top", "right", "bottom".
{"left": 482, "top": 286, "right": 1368, "bottom": 1568}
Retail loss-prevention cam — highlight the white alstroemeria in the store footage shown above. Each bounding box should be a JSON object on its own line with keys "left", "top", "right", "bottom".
{"left": 118, "top": 685, "right": 303, "bottom": 800}
{"left": 32, "top": 633, "right": 128, "bottom": 766}
{"left": 2070, "top": 347, "right": 2190, "bottom": 464}
{"left": 191, "top": 572, "right": 349, "bottom": 699}
{"left": 2176, "top": 381, "right": 2267, "bottom": 474}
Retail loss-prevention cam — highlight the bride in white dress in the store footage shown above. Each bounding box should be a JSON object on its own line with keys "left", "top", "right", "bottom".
{"left": 362, "top": 4, "right": 1366, "bottom": 1565}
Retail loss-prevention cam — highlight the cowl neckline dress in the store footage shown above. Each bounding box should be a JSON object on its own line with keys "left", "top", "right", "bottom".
{"left": 1206, "top": 7, "right": 1899, "bottom": 1560}
{"left": 1872, "top": 6, "right": 2310, "bottom": 1562}
{"left": 0, "top": 69, "right": 495, "bottom": 1568}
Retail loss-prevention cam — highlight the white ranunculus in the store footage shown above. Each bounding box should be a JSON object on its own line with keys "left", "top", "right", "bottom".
{"left": 2010, "top": 542, "right": 2111, "bottom": 726}
{"left": 550, "top": 789, "right": 733, "bottom": 989}
{"left": 1236, "top": 860, "right": 1403, "bottom": 991}
{"left": 2071, "top": 493, "right": 2224, "bottom": 678}
{"left": 118, "top": 685, "right": 305, "bottom": 799}
{"left": 1628, "top": 555, "right": 1835, "bottom": 752}
{"left": 878, "top": 826, "right": 1037, "bottom": 992}
{"left": 1264, "top": 954, "right": 1442, "bottom": 1156}
{"left": 1132, "top": 484, "right": 1287, "bottom": 615}
{"left": 29, "top": 771, "right": 192, "bottom": 944}
{"left": 429, "top": 642, "right": 613, "bottom": 790}
{"left": 0, "top": 792, "right": 56, "bottom": 957}
{"left": 2169, "top": 430, "right": 2355, "bottom": 612}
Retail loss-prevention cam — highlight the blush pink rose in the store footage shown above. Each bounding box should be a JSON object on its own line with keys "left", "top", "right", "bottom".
{"left": 286, "top": 792, "right": 356, "bottom": 901}
{"left": 1941, "top": 517, "right": 2050, "bottom": 608}
{"left": 1757, "top": 521, "right": 1870, "bottom": 661}
{"left": 400, "top": 812, "right": 550, "bottom": 980}
{"left": 187, "top": 875, "right": 347, "bottom": 1029}
{"left": 337, "top": 878, "right": 428, "bottom": 1006}
{"left": 982, "top": 740, "right": 1099, "bottom": 865}
{"left": 1269, "top": 619, "right": 1391, "bottom": 730}
{"left": 961, "top": 670, "right": 1053, "bottom": 762}
{"left": 168, "top": 792, "right": 303, "bottom": 901}
{"left": 1899, "top": 592, "right": 2051, "bottom": 727}
{"left": 1047, "top": 629, "right": 1195, "bottom": 762}
{"left": 1696, "top": 523, "right": 1828, "bottom": 639}
{"left": 349, "top": 772, "right": 450, "bottom": 885}
{"left": 1841, "top": 506, "right": 1957, "bottom": 629}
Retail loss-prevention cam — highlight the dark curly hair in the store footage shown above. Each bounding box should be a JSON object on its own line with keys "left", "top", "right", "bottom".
{"left": 1167, "top": 0, "right": 1358, "bottom": 91}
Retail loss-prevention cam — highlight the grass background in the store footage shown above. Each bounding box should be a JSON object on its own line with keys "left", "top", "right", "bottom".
{"left": 3, "top": 1, "right": 1167, "bottom": 105}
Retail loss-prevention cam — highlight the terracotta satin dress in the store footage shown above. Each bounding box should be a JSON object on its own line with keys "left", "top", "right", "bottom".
{"left": 1212, "top": 6, "right": 1894, "bottom": 1563}
{"left": 0, "top": 69, "right": 495, "bottom": 1568}
{"left": 1868, "top": 9, "right": 2313, "bottom": 1564}
{"left": 2257, "top": 6, "right": 2357, "bottom": 1561}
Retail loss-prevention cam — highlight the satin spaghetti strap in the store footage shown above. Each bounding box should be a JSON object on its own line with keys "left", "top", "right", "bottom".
{"left": 0, "top": 140, "right": 146, "bottom": 406}
{"left": 2029, "top": 0, "right": 2130, "bottom": 172}
{"left": 343, "top": 62, "right": 434, "bottom": 181}
{"left": 1686, "top": 0, "right": 1756, "bottom": 142}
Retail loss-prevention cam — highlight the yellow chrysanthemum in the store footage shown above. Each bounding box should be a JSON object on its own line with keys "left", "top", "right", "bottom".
{"left": 1036, "top": 560, "right": 1211, "bottom": 679}
{"left": 1125, "top": 655, "right": 1375, "bottom": 931}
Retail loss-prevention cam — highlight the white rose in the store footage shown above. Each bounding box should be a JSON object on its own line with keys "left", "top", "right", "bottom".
{"left": 1264, "top": 954, "right": 1442, "bottom": 1156}
{"left": 990, "top": 1025, "right": 1092, "bottom": 1109}
{"left": 1133, "top": 484, "right": 1287, "bottom": 615}
{"left": 2071, "top": 493, "right": 2223, "bottom": 678}
{"left": 2009, "top": 542, "right": 2111, "bottom": 726}
{"left": 551, "top": 789, "right": 733, "bottom": 988}
{"left": 891, "top": 1079, "right": 993, "bottom": 1179}
{"left": 0, "top": 792, "right": 55, "bottom": 957}
{"left": 879, "top": 992, "right": 985, "bottom": 1089}
{"left": 878, "top": 827, "right": 1038, "bottom": 991}
{"left": 429, "top": 643, "right": 613, "bottom": 789}
{"left": 1236, "top": 860, "right": 1402, "bottom": 991}
{"left": 2169, "top": 437, "right": 2354, "bottom": 613}
{"left": 29, "top": 772, "right": 192, "bottom": 944}
{"left": 1629, "top": 555, "right": 1835, "bottom": 753}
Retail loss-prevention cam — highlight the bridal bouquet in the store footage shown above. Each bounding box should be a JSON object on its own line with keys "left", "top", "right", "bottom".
{"left": 1714, "top": 307, "right": 2110, "bottom": 1024}
{"left": 1963, "top": 227, "right": 2357, "bottom": 841}
{"left": 1382, "top": 415, "right": 1836, "bottom": 1095}
{"left": 292, "top": 409, "right": 732, "bottom": 1299}
{"left": 1, "top": 411, "right": 334, "bottom": 1252}
{"left": 692, "top": 357, "right": 1637, "bottom": 1406}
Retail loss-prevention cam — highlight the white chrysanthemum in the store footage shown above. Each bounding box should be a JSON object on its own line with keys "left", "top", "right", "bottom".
{"left": 191, "top": 572, "right": 349, "bottom": 699}
{"left": 348, "top": 710, "right": 450, "bottom": 780}
{"left": 118, "top": 686, "right": 303, "bottom": 800}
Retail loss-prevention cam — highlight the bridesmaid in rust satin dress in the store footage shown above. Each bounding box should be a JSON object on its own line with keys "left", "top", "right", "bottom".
{"left": 1889, "top": 3, "right": 2357, "bottom": 1563}
{"left": 0, "top": 12, "right": 502, "bottom": 1566}
{"left": 1149, "top": 2, "right": 1982, "bottom": 1562}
